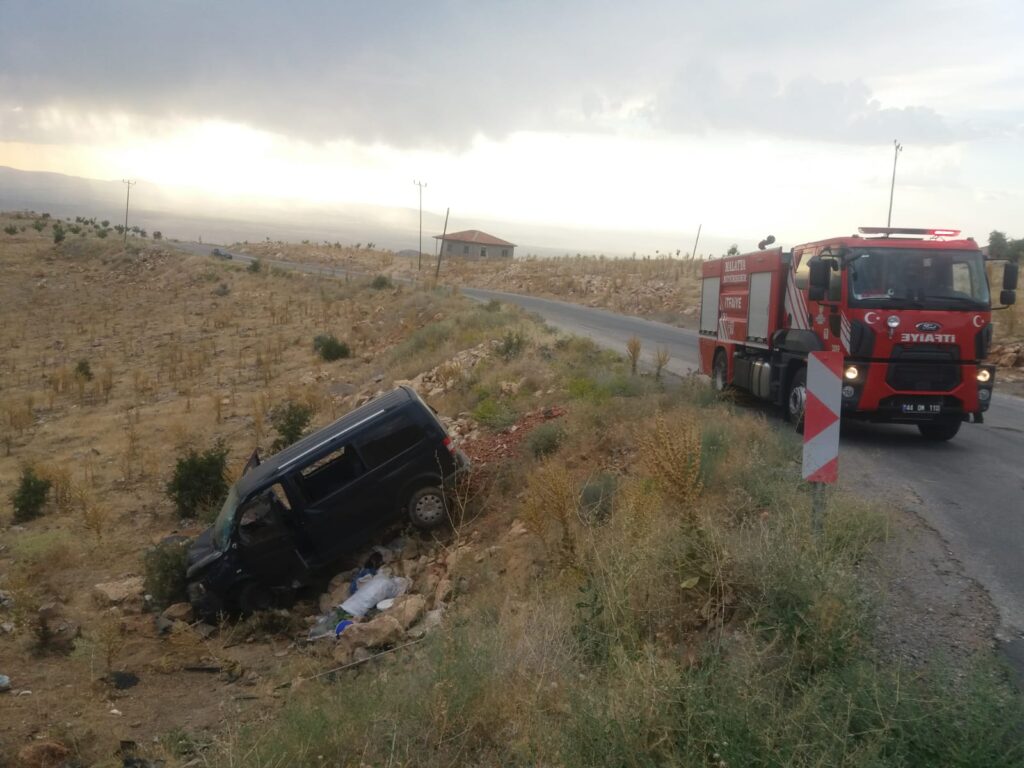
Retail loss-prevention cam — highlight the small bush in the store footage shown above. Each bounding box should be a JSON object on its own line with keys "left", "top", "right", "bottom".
{"left": 497, "top": 329, "right": 525, "bottom": 360}
{"left": 370, "top": 275, "right": 393, "bottom": 290}
{"left": 52, "top": 224, "right": 65, "bottom": 244}
{"left": 526, "top": 422, "right": 565, "bottom": 458}
{"left": 484, "top": 299, "right": 502, "bottom": 312}
{"left": 32, "top": 219, "right": 46, "bottom": 232}
{"left": 12, "top": 466, "right": 52, "bottom": 523}
{"left": 313, "top": 334, "right": 351, "bottom": 361}
{"left": 213, "top": 282, "right": 230, "bottom": 297}
{"left": 144, "top": 538, "right": 190, "bottom": 609}
{"left": 472, "top": 397, "right": 517, "bottom": 430}
{"left": 74, "top": 359, "right": 93, "bottom": 381}
{"left": 3, "top": 224, "right": 17, "bottom": 235}
{"left": 580, "top": 472, "right": 617, "bottom": 524}
{"left": 271, "top": 401, "right": 314, "bottom": 451}
{"left": 247, "top": 259, "right": 262, "bottom": 273}
{"left": 166, "top": 441, "right": 229, "bottom": 518}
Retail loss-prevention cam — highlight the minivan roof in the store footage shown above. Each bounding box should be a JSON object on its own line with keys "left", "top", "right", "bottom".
{"left": 236, "top": 386, "right": 417, "bottom": 498}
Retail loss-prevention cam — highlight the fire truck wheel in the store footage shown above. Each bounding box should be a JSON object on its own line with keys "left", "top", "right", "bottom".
{"left": 711, "top": 351, "right": 729, "bottom": 393}
{"left": 785, "top": 367, "right": 807, "bottom": 433}
{"left": 917, "top": 421, "right": 961, "bottom": 441}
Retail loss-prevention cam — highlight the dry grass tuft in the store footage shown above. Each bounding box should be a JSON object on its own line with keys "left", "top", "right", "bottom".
{"left": 635, "top": 410, "right": 703, "bottom": 513}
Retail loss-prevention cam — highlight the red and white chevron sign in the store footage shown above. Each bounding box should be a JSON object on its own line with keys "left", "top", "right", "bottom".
{"left": 802, "top": 351, "right": 842, "bottom": 483}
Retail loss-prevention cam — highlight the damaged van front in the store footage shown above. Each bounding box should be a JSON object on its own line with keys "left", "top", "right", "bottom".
{"left": 185, "top": 386, "right": 469, "bottom": 618}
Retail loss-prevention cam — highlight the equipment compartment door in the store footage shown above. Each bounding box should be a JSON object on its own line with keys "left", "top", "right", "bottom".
{"left": 747, "top": 272, "right": 773, "bottom": 341}
{"left": 700, "top": 277, "right": 721, "bottom": 335}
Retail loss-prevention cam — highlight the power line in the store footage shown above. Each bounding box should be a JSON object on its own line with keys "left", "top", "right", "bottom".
{"left": 413, "top": 180, "right": 427, "bottom": 270}
{"left": 121, "top": 179, "right": 136, "bottom": 245}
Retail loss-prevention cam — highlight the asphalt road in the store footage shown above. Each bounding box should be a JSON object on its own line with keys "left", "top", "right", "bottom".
{"left": 176, "top": 241, "right": 1024, "bottom": 656}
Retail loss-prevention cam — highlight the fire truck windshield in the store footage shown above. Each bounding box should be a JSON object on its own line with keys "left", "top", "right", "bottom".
{"left": 846, "top": 248, "right": 990, "bottom": 310}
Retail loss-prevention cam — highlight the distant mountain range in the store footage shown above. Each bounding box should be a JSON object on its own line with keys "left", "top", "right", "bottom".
{"left": 0, "top": 166, "right": 732, "bottom": 257}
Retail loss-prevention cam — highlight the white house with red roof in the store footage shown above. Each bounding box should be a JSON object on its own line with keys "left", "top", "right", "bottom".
{"left": 433, "top": 229, "right": 515, "bottom": 259}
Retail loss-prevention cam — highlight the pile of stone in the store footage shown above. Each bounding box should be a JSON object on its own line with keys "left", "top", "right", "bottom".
{"left": 394, "top": 339, "right": 499, "bottom": 398}
{"left": 313, "top": 537, "right": 466, "bottom": 665}
{"left": 990, "top": 342, "right": 1024, "bottom": 369}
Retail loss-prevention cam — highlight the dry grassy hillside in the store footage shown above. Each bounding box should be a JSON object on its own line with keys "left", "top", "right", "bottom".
{"left": 2, "top": 212, "right": 1023, "bottom": 767}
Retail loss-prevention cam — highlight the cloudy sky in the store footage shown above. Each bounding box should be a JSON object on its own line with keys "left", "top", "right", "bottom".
{"left": 1, "top": 0, "right": 1021, "bottom": 250}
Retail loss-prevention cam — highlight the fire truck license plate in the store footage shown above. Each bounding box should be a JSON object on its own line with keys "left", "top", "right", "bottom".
{"left": 899, "top": 400, "right": 943, "bottom": 415}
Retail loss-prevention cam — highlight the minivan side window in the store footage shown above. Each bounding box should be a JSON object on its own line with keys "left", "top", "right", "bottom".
{"left": 356, "top": 415, "right": 424, "bottom": 468}
{"left": 298, "top": 444, "right": 365, "bottom": 502}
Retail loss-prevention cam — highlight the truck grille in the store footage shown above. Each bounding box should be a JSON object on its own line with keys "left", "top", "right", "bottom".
{"left": 886, "top": 345, "right": 960, "bottom": 392}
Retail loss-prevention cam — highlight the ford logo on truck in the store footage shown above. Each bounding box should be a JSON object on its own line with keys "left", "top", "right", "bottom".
{"left": 916, "top": 321, "right": 942, "bottom": 331}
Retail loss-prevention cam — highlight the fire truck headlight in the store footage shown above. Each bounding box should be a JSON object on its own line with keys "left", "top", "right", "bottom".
{"left": 844, "top": 365, "right": 860, "bottom": 380}
{"left": 842, "top": 385, "right": 856, "bottom": 399}
{"left": 976, "top": 368, "right": 992, "bottom": 383}
{"left": 886, "top": 315, "right": 900, "bottom": 329}
{"left": 979, "top": 388, "right": 991, "bottom": 402}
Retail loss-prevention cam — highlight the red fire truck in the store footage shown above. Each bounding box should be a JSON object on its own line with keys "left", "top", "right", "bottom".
{"left": 698, "top": 227, "right": 1019, "bottom": 441}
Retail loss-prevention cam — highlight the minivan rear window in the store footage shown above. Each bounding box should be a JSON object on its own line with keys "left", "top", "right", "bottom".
{"left": 357, "top": 416, "right": 424, "bottom": 468}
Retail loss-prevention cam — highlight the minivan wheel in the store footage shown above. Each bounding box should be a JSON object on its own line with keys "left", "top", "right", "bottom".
{"left": 235, "top": 581, "right": 273, "bottom": 615}
{"left": 408, "top": 486, "right": 447, "bottom": 530}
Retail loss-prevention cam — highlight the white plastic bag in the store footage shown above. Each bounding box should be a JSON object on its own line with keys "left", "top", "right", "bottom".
{"left": 340, "top": 572, "right": 411, "bottom": 617}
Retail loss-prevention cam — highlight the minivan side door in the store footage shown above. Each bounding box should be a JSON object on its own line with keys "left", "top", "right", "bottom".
{"left": 294, "top": 442, "right": 378, "bottom": 564}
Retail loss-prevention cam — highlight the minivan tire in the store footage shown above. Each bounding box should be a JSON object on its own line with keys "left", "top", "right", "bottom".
{"left": 236, "top": 580, "right": 273, "bottom": 615}
{"left": 408, "top": 486, "right": 448, "bottom": 530}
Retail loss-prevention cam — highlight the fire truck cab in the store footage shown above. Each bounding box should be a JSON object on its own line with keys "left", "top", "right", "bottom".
{"left": 698, "top": 227, "right": 1019, "bottom": 441}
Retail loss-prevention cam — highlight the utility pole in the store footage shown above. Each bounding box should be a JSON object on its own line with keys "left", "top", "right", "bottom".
{"left": 887, "top": 140, "right": 902, "bottom": 227}
{"left": 690, "top": 223, "right": 702, "bottom": 261}
{"left": 413, "top": 179, "right": 427, "bottom": 270}
{"left": 122, "top": 179, "right": 136, "bottom": 244}
{"left": 435, "top": 208, "right": 450, "bottom": 281}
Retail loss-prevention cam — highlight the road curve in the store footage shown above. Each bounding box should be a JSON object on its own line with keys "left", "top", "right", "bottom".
{"left": 175, "top": 241, "right": 1024, "bottom": 657}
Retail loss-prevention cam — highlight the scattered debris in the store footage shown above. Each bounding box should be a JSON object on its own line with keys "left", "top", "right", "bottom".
{"left": 0, "top": 674, "right": 10, "bottom": 693}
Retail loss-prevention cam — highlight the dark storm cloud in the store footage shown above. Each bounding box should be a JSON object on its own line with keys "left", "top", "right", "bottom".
{"left": 0, "top": 0, "right": 988, "bottom": 147}
{"left": 653, "top": 64, "right": 960, "bottom": 145}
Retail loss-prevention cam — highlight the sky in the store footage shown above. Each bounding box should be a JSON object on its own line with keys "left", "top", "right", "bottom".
{"left": 1, "top": 0, "right": 1022, "bottom": 252}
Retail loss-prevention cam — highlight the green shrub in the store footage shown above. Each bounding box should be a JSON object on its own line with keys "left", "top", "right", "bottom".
{"left": 12, "top": 466, "right": 51, "bottom": 523}
{"left": 580, "top": 472, "right": 617, "bottom": 523}
{"left": 32, "top": 219, "right": 46, "bottom": 232}
{"left": 370, "top": 275, "right": 393, "bottom": 290}
{"left": 484, "top": 299, "right": 502, "bottom": 312}
{"left": 52, "top": 224, "right": 65, "bottom": 244}
{"left": 3, "top": 225, "right": 17, "bottom": 235}
{"left": 271, "top": 401, "right": 314, "bottom": 450}
{"left": 313, "top": 334, "right": 351, "bottom": 361}
{"left": 74, "top": 359, "right": 93, "bottom": 381}
{"left": 247, "top": 259, "right": 262, "bottom": 273}
{"left": 526, "top": 422, "right": 565, "bottom": 458}
{"left": 497, "top": 329, "right": 525, "bottom": 360}
{"left": 144, "top": 538, "right": 190, "bottom": 609}
{"left": 166, "top": 441, "right": 229, "bottom": 519}
{"left": 472, "top": 397, "right": 517, "bottom": 430}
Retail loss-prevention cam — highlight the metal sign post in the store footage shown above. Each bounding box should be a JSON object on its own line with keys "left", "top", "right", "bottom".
{"left": 802, "top": 351, "right": 842, "bottom": 535}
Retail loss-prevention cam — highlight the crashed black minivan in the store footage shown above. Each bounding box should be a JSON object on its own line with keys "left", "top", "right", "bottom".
{"left": 186, "top": 386, "right": 468, "bottom": 617}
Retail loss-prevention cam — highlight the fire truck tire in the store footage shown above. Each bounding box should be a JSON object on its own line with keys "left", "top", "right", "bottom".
{"left": 917, "top": 421, "right": 961, "bottom": 441}
{"left": 785, "top": 367, "right": 807, "bottom": 433}
{"left": 711, "top": 350, "right": 729, "bottom": 393}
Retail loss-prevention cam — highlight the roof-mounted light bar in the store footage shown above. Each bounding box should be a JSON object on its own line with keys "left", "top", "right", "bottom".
{"left": 858, "top": 226, "right": 961, "bottom": 238}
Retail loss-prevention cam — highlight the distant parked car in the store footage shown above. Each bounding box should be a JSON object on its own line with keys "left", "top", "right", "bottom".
{"left": 212, "top": 247, "right": 231, "bottom": 259}
{"left": 185, "top": 386, "right": 469, "bottom": 617}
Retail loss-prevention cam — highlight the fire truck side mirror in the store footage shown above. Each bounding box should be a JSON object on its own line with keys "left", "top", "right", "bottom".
{"left": 807, "top": 259, "right": 830, "bottom": 301}
{"left": 1000, "top": 289, "right": 1016, "bottom": 306}
{"left": 1003, "top": 262, "right": 1019, "bottom": 291}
